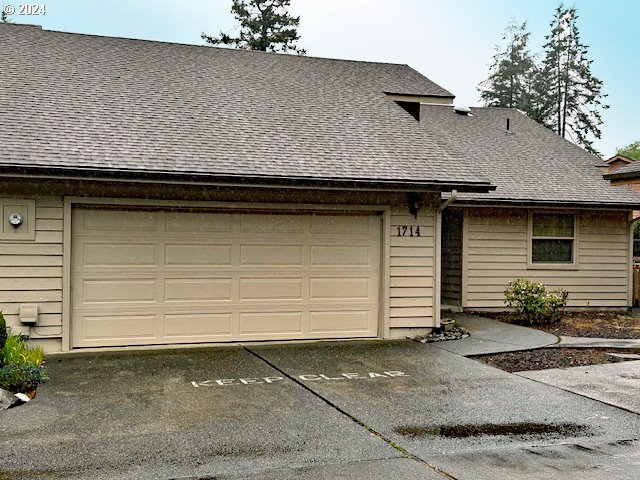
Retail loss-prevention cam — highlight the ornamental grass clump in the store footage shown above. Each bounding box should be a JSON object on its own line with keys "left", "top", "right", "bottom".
{"left": 0, "top": 312, "right": 47, "bottom": 394}
{"left": 2, "top": 334, "right": 46, "bottom": 366}
{"left": 504, "top": 279, "right": 568, "bottom": 325}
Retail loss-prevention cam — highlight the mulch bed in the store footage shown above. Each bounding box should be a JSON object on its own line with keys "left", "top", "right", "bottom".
{"left": 472, "top": 347, "right": 640, "bottom": 373}
{"left": 466, "top": 310, "right": 640, "bottom": 339}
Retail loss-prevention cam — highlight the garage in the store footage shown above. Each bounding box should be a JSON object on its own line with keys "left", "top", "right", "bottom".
{"left": 71, "top": 208, "right": 382, "bottom": 348}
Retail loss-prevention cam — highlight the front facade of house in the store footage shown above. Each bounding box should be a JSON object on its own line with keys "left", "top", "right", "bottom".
{"left": 0, "top": 187, "right": 446, "bottom": 352}
{"left": 1, "top": 25, "right": 639, "bottom": 353}
{"left": 441, "top": 207, "right": 632, "bottom": 311}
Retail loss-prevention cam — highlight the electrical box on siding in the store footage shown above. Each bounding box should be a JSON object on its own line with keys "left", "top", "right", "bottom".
{"left": 0, "top": 198, "right": 36, "bottom": 241}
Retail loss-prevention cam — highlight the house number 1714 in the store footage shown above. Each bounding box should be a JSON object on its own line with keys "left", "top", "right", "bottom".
{"left": 395, "top": 226, "right": 421, "bottom": 237}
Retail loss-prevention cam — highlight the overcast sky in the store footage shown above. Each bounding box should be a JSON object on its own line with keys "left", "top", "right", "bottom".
{"left": 11, "top": 0, "right": 639, "bottom": 157}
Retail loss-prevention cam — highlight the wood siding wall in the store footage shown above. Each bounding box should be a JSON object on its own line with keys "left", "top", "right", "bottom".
{"left": 0, "top": 197, "right": 64, "bottom": 340}
{"left": 464, "top": 208, "right": 631, "bottom": 309}
{"left": 389, "top": 206, "right": 436, "bottom": 328}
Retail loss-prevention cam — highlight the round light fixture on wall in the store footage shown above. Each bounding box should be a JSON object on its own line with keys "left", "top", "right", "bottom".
{"left": 8, "top": 212, "right": 23, "bottom": 228}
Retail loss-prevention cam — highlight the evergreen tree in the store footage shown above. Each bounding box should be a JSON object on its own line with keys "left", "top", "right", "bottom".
{"left": 479, "top": 21, "right": 537, "bottom": 116}
{"left": 1, "top": 10, "right": 11, "bottom": 23}
{"left": 617, "top": 140, "right": 640, "bottom": 161}
{"left": 202, "top": 0, "right": 305, "bottom": 54}
{"left": 538, "top": 4, "right": 608, "bottom": 155}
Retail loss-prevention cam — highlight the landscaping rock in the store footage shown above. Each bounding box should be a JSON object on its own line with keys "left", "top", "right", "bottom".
{"left": 0, "top": 388, "right": 18, "bottom": 410}
{"left": 415, "top": 326, "right": 470, "bottom": 344}
{"left": 0, "top": 388, "right": 31, "bottom": 410}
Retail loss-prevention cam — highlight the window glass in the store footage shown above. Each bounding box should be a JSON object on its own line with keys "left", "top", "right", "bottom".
{"left": 532, "top": 213, "right": 574, "bottom": 263}
{"left": 532, "top": 239, "right": 573, "bottom": 263}
{"left": 532, "top": 213, "right": 574, "bottom": 238}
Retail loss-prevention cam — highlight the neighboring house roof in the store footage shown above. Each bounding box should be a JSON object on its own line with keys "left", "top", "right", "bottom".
{"left": 421, "top": 105, "right": 640, "bottom": 208}
{"left": 0, "top": 24, "right": 495, "bottom": 192}
{"left": 604, "top": 158, "right": 640, "bottom": 180}
{"left": 605, "top": 154, "right": 635, "bottom": 166}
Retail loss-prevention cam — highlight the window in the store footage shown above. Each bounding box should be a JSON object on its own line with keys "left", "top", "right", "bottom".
{"left": 531, "top": 213, "right": 575, "bottom": 264}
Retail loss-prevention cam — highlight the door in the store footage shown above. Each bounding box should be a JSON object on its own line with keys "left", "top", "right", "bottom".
{"left": 71, "top": 208, "right": 381, "bottom": 347}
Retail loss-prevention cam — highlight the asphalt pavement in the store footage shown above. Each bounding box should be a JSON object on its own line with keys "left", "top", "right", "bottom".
{"left": 519, "top": 360, "right": 640, "bottom": 415}
{"left": 2, "top": 337, "right": 640, "bottom": 480}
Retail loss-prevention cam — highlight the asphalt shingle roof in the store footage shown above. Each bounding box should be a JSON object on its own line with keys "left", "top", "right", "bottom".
{"left": 0, "top": 24, "right": 495, "bottom": 190}
{"left": 421, "top": 105, "right": 640, "bottom": 207}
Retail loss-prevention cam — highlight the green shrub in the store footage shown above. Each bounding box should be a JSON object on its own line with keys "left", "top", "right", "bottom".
{"left": 0, "top": 363, "right": 47, "bottom": 393}
{"left": 0, "top": 312, "right": 7, "bottom": 352}
{"left": 504, "top": 279, "right": 568, "bottom": 325}
{"left": 1, "top": 334, "right": 46, "bottom": 366}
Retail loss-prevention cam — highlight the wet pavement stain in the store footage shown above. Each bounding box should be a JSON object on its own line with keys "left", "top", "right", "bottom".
{"left": 394, "top": 422, "right": 591, "bottom": 439}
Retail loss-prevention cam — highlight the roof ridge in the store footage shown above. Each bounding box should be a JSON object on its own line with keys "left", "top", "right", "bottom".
{"left": 2, "top": 23, "right": 414, "bottom": 68}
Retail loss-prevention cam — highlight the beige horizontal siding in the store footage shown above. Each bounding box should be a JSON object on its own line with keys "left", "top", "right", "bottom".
{"left": 389, "top": 207, "right": 435, "bottom": 328}
{"left": 464, "top": 208, "right": 631, "bottom": 309}
{"left": 0, "top": 197, "right": 64, "bottom": 337}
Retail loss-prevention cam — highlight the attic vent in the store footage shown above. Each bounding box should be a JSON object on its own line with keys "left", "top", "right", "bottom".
{"left": 395, "top": 101, "right": 420, "bottom": 121}
{"left": 453, "top": 106, "right": 471, "bottom": 116}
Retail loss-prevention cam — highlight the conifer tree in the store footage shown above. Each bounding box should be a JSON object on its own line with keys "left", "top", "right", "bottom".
{"left": 202, "top": 0, "right": 305, "bottom": 54}
{"left": 538, "top": 4, "right": 608, "bottom": 154}
{"left": 479, "top": 21, "right": 537, "bottom": 116}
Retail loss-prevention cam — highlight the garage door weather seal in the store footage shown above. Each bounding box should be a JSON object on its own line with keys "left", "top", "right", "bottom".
{"left": 243, "top": 346, "right": 458, "bottom": 480}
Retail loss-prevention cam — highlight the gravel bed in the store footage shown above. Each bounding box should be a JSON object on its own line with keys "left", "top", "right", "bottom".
{"left": 471, "top": 347, "right": 640, "bottom": 373}
{"left": 465, "top": 311, "right": 640, "bottom": 339}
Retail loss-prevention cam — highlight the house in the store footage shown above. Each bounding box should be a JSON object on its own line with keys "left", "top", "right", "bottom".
{"left": 419, "top": 105, "right": 640, "bottom": 311}
{"left": 604, "top": 154, "right": 635, "bottom": 173}
{"left": 604, "top": 160, "right": 640, "bottom": 192}
{"left": 602, "top": 159, "right": 640, "bottom": 265}
{"left": 1, "top": 24, "right": 638, "bottom": 353}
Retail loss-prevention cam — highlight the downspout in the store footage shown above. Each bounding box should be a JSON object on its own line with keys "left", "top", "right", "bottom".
{"left": 628, "top": 214, "right": 640, "bottom": 308}
{"left": 439, "top": 189, "right": 458, "bottom": 211}
{"left": 434, "top": 190, "right": 458, "bottom": 329}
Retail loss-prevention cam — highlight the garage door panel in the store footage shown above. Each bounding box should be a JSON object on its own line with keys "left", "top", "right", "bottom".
{"left": 72, "top": 209, "right": 381, "bottom": 347}
{"left": 164, "top": 313, "right": 233, "bottom": 337}
{"left": 240, "top": 214, "right": 304, "bottom": 233}
{"left": 309, "top": 311, "right": 372, "bottom": 333}
{"left": 310, "top": 278, "right": 370, "bottom": 300}
{"left": 165, "top": 212, "right": 232, "bottom": 232}
{"left": 79, "top": 242, "right": 158, "bottom": 267}
{"left": 239, "top": 312, "right": 304, "bottom": 334}
{"left": 239, "top": 278, "right": 303, "bottom": 300}
{"left": 79, "top": 314, "right": 157, "bottom": 340}
{"left": 240, "top": 245, "right": 303, "bottom": 265}
{"left": 78, "top": 209, "right": 158, "bottom": 233}
{"left": 79, "top": 279, "right": 157, "bottom": 304}
{"left": 165, "top": 244, "right": 232, "bottom": 266}
{"left": 164, "top": 279, "right": 233, "bottom": 302}
{"left": 310, "top": 215, "right": 371, "bottom": 233}
{"left": 310, "top": 245, "right": 371, "bottom": 266}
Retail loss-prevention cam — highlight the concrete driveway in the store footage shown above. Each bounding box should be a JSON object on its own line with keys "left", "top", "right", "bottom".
{"left": 2, "top": 341, "right": 640, "bottom": 480}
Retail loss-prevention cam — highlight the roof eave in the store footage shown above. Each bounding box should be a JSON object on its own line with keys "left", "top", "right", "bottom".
{"left": 0, "top": 165, "right": 496, "bottom": 193}
{"left": 449, "top": 198, "right": 640, "bottom": 210}
{"left": 603, "top": 170, "right": 640, "bottom": 181}
{"left": 383, "top": 91, "right": 455, "bottom": 99}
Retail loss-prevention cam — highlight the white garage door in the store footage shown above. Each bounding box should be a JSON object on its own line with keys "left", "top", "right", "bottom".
{"left": 71, "top": 208, "right": 381, "bottom": 348}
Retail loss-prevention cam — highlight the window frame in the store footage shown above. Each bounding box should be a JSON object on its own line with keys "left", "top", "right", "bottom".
{"left": 527, "top": 210, "right": 579, "bottom": 270}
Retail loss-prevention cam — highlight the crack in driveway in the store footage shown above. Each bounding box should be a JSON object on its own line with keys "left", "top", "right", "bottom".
{"left": 242, "top": 345, "right": 458, "bottom": 480}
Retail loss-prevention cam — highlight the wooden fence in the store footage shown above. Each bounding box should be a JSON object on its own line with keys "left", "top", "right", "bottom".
{"left": 634, "top": 265, "right": 640, "bottom": 307}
